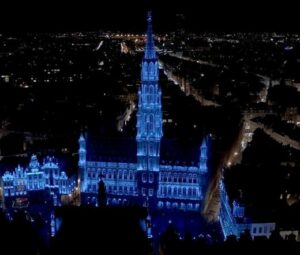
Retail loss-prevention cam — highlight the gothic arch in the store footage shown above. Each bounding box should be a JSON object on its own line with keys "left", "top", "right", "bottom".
{"left": 183, "top": 187, "right": 186, "bottom": 196}
{"left": 174, "top": 187, "right": 178, "bottom": 196}
{"left": 188, "top": 188, "right": 192, "bottom": 196}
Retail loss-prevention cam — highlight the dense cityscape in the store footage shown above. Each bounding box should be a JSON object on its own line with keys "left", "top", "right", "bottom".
{"left": 1, "top": 4, "right": 300, "bottom": 254}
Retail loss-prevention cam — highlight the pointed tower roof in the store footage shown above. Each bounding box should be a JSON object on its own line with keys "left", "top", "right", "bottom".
{"left": 79, "top": 133, "right": 85, "bottom": 142}
{"left": 201, "top": 136, "right": 208, "bottom": 149}
{"left": 144, "top": 11, "right": 156, "bottom": 60}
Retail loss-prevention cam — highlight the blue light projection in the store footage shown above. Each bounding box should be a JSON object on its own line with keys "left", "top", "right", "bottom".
{"left": 199, "top": 136, "right": 209, "bottom": 174}
{"left": 0, "top": 12, "right": 222, "bottom": 240}
{"left": 0, "top": 12, "right": 247, "bottom": 245}
{"left": 136, "top": 11, "right": 162, "bottom": 173}
{"left": 1, "top": 155, "right": 76, "bottom": 200}
{"left": 79, "top": 12, "right": 210, "bottom": 212}
{"left": 219, "top": 179, "right": 238, "bottom": 239}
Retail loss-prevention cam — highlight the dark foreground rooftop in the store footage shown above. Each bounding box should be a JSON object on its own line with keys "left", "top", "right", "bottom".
{"left": 51, "top": 206, "right": 150, "bottom": 255}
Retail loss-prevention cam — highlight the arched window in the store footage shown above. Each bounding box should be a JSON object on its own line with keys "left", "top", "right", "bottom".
{"left": 193, "top": 174, "right": 197, "bottom": 183}
{"left": 183, "top": 187, "right": 186, "bottom": 196}
{"left": 168, "top": 186, "right": 171, "bottom": 195}
{"left": 163, "top": 186, "right": 167, "bottom": 195}
{"left": 163, "top": 174, "right": 167, "bottom": 182}
{"left": 188, "top": 188, "right": 192, "bottom": 196}
{"left": 188, "top": 174, "right": 193, "bottom": 183}
{"left": 174, "top": 174, "right": 178, "bottom": 182}
{"left": 174, "top": 187, "right": 177, "bottom": 196}
{"left": 158, "top": 201, "right": 164, "bottom": 208}
{"left": 149, "top": 85, "right": 154, "bottom": 95}
{"left": 178, "top": 187, "right": 182, "bottom": 196}
{"left": 129, "top": 171, "right": 133, "bottom": 180}
{"left": 142, "top": 173, "right": 147, "bottom": 183}
{"left": 181, "top": 203, "right": 186, "bottom": 210}
{"left": 149, "top": 173, "right": 154, "bottom": 183}
{"left": 193, "top": 188, "right": 197, "bottom": 196}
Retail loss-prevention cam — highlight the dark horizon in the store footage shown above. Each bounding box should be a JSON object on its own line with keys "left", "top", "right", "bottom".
{"left": 0, "top": 0, "right": 299, "bottom": 33}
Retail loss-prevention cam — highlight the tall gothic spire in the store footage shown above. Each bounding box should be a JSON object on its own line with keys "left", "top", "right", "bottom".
{"left": 136, "top": 11, "right": 162, "bottom": 172}
{"left": 144, "top": 11, "right": 156, "bottom": 60}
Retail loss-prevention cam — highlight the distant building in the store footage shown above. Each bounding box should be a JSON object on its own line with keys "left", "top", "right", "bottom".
{"left": 1, "top": 155, "right": 76, "bottom": 207}
{"left": 219, "top": 179, "right": 276, "bottom": 240}
{"left": 279, "top": 230, "right": 300, "bottom": 241}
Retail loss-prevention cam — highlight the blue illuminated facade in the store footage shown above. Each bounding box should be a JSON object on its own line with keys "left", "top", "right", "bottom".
{"left": 0, "top": 12, "right": 242, "bottom": 241}
{"left": 79, "top": 12, "right": 211, "bottom": 211}
{"left": 1, "top": 155, "right": 76, "bottom": 206}
{"left": 219, "top": 178, "right": 277, "bottom": 240}
{"left": 219, "top": 179, "right": 239, "bottom": 238}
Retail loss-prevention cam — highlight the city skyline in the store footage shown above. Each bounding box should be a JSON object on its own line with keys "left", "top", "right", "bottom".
{"left": 1, "top": 2, "right": 300, "bottom": 254}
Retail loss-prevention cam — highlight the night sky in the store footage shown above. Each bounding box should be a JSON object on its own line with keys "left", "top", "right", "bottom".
{"left": 0, "top": 0, "right": 299, "bottom": 33}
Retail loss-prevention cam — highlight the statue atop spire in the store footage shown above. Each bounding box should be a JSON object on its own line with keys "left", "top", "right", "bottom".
{"left": 144, "top": 11, "right": 156, "bottom": 60}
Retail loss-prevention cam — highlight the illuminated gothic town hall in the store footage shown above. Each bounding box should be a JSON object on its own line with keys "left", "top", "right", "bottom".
{"left": 79, "top": 13, "right": 210, "bottom": 213}
{"left": 0, "top": 13, "right": 241, "bottom": 240}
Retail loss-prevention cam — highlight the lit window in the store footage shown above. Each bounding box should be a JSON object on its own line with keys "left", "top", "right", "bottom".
{"left": 192, "top": 188, "right": 196, "bottom": 196}
{"left": 142, "top": 173, "right": 147, "bottom": 183}
{"left": 142, "top": 188, "right": 147, "bottom": 196}
{"left": 174, "top": 187, "right": 177, "bottom": 196}
{"left": 158, "top": 201, "right": 164, "bottom": 208}
{"left": 178, "top": 188, "right": 181, "bottom": 195}
{"left": 149, "top": 173, "right": 154, "bottom": 183}
{"left": 149, "top": 189, "right": 153, "bottom": 196}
